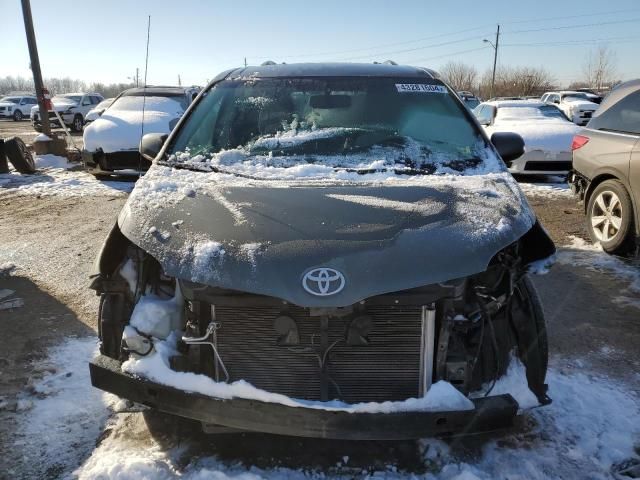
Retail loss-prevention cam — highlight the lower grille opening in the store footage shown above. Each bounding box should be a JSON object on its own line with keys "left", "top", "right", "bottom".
{"left": 524, "top": 160, "right": 571, "bottom": 172}
{"left": 213, "top": 305, "right": 422, "bottom": 403}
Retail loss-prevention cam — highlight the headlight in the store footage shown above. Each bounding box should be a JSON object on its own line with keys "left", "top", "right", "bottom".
{"left": 65, "top": 106, "right": 75, "bottom": 113}
{"left": 7, "top": 106, "right": 12, "bottom": 111}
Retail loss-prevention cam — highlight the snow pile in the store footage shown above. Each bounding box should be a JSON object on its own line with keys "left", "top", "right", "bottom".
{"left": 473, "top": 354, "right": 540, "bottom": 410}
{"left": 34, "top": 154, "right": 71, "bottom": 169}
{"left": 517, "top": 178, "right": 572, "bottom": 199}
{"left": 129, "top": 289, "right": 184, "bottom": 340}
{"left": 14, "top": 338, "right": 115, "bottom": 478}
{"left": 558, "top": 236, "right": 640, "bottom": 309}
{"left": 0, "top": 162, "right": 134, "bottom": 197}
{"left": 33, "top": 133, "right": 52, "bottom": 142}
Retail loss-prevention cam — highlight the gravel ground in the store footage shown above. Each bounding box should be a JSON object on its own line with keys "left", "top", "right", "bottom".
{"left": 0, "top": 169, "right": 638, "bottom": 479}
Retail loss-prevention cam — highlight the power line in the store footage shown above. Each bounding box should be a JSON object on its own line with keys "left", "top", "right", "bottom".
{"left": 504, "top": 17, "right": 640, "bottom": 34}
{"left": 251, "top": 25, "right": 493, "bottom": 61}
{"left": 499, "top": 7, "right": 640, "bottom": 25}
{"left": 335, "top": 33, "right": 492, "bottom": 62}
{"left": 501, "top": 35, "right": 640, "bottom": 47}
{"left": 400, "top": 46, "right": 492, "bottom": 65}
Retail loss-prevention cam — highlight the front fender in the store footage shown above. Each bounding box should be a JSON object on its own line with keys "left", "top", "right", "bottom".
{"left": 89, "top": 222, "right": 131, "bottom": 290}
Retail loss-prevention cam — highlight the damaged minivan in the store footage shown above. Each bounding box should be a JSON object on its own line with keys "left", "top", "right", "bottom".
{"left": 89, "top": 63, "right": 555, "bottom": 439}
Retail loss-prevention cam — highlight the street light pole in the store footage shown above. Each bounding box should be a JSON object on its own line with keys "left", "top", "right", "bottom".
{"left": 483, "top": 24, "right": 500, "bottom": 99}
{"left": 21, "top": 0, "right": 51, "bottom": 136}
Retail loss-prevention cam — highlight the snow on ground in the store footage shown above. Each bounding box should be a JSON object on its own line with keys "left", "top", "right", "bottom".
{"left": 517, "top": 176, "right": 572, "bottom": 199}
{"left": 558, "top": 236, "right": 640, "bottom": 309}
{"left": 10, "top": 336, "right": 639, "bottom": 479}
{"left": 0, "top": 156, "right": 134, "bottom": 197}
{"left": 11, "top": 337, "right": 116, "bottom": 478}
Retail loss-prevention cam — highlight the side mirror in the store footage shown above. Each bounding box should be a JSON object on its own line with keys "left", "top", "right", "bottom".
{"left": 140, "top": 133, "right": 168, "bottom": 161}
{"left": 491, "top": 132, "right": 525, "bottom": 162}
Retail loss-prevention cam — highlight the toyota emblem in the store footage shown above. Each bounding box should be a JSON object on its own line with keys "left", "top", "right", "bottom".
{"left": 302, "top": 268, "right": 345, "bottom": 296}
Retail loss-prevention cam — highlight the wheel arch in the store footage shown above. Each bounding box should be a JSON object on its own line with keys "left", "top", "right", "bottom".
{"left": 89, "top": 222, "right": 132, "bottom": 290}
{"left": 584, "top": 172, "right": 639, "bottom": 236}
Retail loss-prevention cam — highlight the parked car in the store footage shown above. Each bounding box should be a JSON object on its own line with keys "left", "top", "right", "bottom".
{"left": 474, "top": 100, "right": 580, "bottom": 176}
{"left": 84, "top": 97, "right": 115, "bottom": 125}
{"left": 30, "top": 92, "right": 104, "bottom": 132}
{"left": 82, "top": 87, "right": 192, "bottom": 176}
{"left": 575, "top": 88, "right": 603, "bottom": 104}
{"left": 541, "top": 91, "right": 599, "bottom": 126}
{"left": 89, "top": 63, "right": 555, "bottom": 440}
{"left": 570, "top": 79, "right": 640, "bottom": 254}
{"left": 0, "top": 94, "right": 37, "bottom": 121}
{"left": 457, "top": 91, "right": 481, "bottom": 109}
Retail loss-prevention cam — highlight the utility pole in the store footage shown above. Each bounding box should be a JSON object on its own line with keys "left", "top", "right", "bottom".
{"left": 244, "top": 57, "right": 247, "bottom": 67}
{"left": 178, "top": 74, "right": 181, "bottom": 86}
{"left": 483, "top": 24, "right": 500, "bottom": 100}
{"left": 136, "top": 67, "right": 139, "bottom": 87}
{"left": 21, "top": 0, "right": 50, "bottom": 136}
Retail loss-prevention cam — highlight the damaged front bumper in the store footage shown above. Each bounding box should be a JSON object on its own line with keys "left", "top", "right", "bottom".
{"left": 90, "top": 354, "right": 519, "bottom": 440}
{"left": 82, "top": 149, "right": 151, "bottom": 175}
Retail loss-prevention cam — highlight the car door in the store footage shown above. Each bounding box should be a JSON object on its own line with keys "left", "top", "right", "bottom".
{"left": 80, "top": 95, "right": 93, "bottom": 116}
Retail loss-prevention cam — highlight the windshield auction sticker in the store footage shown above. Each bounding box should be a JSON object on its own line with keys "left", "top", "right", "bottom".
{"left": 395, "top": 84, "right": 448, "bottom": 94}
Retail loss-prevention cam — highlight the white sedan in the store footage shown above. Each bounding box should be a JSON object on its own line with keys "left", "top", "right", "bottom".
{"left": 473, "top": 100, "right": 580, "bottom": 176}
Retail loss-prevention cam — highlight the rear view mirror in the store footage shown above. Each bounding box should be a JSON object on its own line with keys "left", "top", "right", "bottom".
{"left": 310, "top": 95, "right": 351, "bottom": 109}
{"left": 140, "top": 133, "right": 168, "bottom": 161}
{"left": 491, "top": 132, "right": 525, "bottom": 162}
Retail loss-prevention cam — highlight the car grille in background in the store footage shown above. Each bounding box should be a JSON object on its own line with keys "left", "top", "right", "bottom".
{"left": 213, "top": 304, "right": 422, "bottom": 403}
{"left": 524, "top": 161, "right": 572, "bottom": 172}
{"left": 0, "top": 107, "right": 5, "bottom": 111}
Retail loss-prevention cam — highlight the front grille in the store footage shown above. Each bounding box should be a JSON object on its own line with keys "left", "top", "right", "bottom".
{"left": 213, "top": 304, "right": 423, "bottom": 403}
{"left": 524, "top": 160, "right": 571, "bottom": 172}
{"left": 0, "top": 107, "right": 5, "bottom": 111}
{"left": 580, "top": 110, "right": 593, "bottom": 119}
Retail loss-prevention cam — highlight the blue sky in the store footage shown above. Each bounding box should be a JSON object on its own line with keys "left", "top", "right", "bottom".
{"left": 1, "top": 0, "right": 639, "bottom": 87}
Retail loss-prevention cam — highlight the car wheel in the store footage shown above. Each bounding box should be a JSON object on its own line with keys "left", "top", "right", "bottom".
{"left": 71, "top": 114, "right": 83, "bottom": 132}
{"left": 13, "top": 110, "right": 23, "bottom": 121}
{"left": 507, "top": 275, "right": 549, "bottom": 403}
{"left": 4, "top": 137, "right": 36, "bottom": 174}
{"left": 586, "top": 180, "right": 635, "bottom": 254}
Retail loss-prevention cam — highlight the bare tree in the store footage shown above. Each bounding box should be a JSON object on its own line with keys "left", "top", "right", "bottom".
{"left": 582, "top": 45, "right": 617, "bottom": 91}
{"left": 479, "top": 66, "right": 555, "bottom": 98}
{"left": 440, "top": 61, "right": 478, "bottom": 92}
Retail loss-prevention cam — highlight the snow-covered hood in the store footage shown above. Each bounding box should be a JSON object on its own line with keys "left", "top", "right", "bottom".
{"left": 487, "top": 121, "right": 580, "bottom": 154}
{"left": 117, "top": 165, "right": 537, "bottom": 307}
{"left": 30, "top": 100, "right": 78, "bottom": 114}
{"left": 83, "top": 110, "right": 179, "bottom": 153}
{"left": 563, "top": 99, "right": 598, "bottom": 110}
{"left": 0, "top": 101, "right": 17, "bottom": 108}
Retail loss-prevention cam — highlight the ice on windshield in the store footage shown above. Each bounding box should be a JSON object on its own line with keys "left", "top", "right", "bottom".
{"left": 165, "top": 77, "right": 503, "bottom": 178}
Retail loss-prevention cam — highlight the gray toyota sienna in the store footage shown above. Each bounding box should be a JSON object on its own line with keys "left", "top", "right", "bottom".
{"left": 89, "top": 63, "right": 555, "bottom": 439}
{"left": 570, "top": 79, "right": 640, "bottom": 255}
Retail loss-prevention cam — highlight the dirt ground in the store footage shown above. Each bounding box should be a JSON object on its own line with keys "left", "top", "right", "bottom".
{"left": 0, "top": 118, "right": 83, "bottom": 150}
{"left": 0, "top": 172, "right": 639, "bottom": 478}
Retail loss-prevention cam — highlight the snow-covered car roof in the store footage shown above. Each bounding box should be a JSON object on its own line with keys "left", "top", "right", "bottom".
{"left": 483, "top": 100, "right": 547, "bottom": 108}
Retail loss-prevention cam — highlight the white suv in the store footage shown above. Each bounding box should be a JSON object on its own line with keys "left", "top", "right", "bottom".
{"left": 0, "top": 94, "right": 37, "bottom": 121}
{"left": 541, "top": 91, "right": 598, "bottom": 126}
{"left": 30, "top": 92, "right": 104, "bottom": 132}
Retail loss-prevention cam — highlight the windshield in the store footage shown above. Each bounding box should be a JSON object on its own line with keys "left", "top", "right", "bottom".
{"left": 562, "top": 93, "right": 589, "bottom": 101}
{"left": 53, "top": 95, "right": 82, "bottom": 104}
{"left": 496, "top": 105, "right": 568, "bottom": 121}
{"left": 0, "top": 97, "right": 20, "bottom": 104}
{"left": 110, "top": 95, "right": 187, "bottom": 113}
{"left": 168, "top": 77, "right": 497, "bottom": 176}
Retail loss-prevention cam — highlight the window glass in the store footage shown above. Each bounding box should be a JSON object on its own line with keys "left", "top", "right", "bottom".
{"left": 589, "top": 90, "right": 640, "bottom": 135}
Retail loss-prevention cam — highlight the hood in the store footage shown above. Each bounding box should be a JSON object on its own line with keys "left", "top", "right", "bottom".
{"left": 0, "top": 102, "right": 16, "bottom": 108}
{"left": 487, "top": 121, "right": 579, "bottom": 154}
{"left": 563, "top": 99, "right": 598, "bottom": 109}
{"left": 30, "top": 101, "right": 78, "bottom": 114}
{"left": 83, "top": 109, "right": 178, "bottom": 153}
{"left": 117, "top": 165, "right": 536, "bottom": 307}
